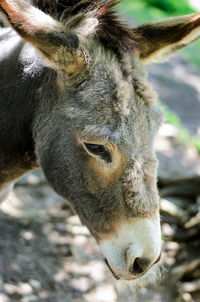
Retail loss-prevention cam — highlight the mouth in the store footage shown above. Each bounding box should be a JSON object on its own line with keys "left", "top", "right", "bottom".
{"left": 154, "top": 252, "right": 161, "bottom": 264}
{"left": 104, "top": 253, "right": 162, "bottom": 281}
{"left": 104, "top": 258, "right": 121, "bottom": 280}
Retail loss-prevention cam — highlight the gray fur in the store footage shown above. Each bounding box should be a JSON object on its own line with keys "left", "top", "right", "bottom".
{"left": 0, "top": 1, "right": 200, "bottom": 241}
{"left": 0, "top": 27, "right": 162, "bottom": 238}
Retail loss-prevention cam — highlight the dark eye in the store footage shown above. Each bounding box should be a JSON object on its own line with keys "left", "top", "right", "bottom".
{"left": 83, "top": 143, "right": 112, "bottom": 163}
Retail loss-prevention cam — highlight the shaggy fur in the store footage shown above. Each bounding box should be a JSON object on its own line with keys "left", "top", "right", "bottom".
{"left": 0, "top": 0, "right": 200, "bottom": 286}
{"left": 32, "top": 0, "right": 139, "bottom": 53}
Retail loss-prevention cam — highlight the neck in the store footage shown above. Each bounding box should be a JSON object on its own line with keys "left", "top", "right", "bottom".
{"left": 0, "top": 31, "right": 47, "bottom": 187}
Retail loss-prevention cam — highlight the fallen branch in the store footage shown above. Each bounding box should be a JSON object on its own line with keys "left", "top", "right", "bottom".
{"left": 160, "top": 176, "right": 200, "bottom": 198}
{"left": 160, "top": 198, "right": 190, "bottom": 224}
{"left": 179, "top": 279, "right": 200, "bottom": 293}
{"left": 185, "top": 213, "right": 200, "bottom": 228}
{"left": 169, "top": 259, "right": 200, "bottom": 282}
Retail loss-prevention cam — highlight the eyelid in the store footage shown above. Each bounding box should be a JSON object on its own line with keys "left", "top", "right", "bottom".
{"left": 83, "top": 142, "right": 112, "bottom": 163}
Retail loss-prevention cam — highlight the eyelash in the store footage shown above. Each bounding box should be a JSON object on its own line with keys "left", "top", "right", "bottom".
{"left": 83, "top": 143, "right": 112, "bottom": 163}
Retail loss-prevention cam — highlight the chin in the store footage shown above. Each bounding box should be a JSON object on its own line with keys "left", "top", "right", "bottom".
{"left": 116, "top": 263, "right": 168, "bottom": 293}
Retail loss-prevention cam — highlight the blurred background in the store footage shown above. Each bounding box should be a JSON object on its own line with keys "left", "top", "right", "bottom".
{"left": 0, "top": 0, "right": 200, "bottom": 301}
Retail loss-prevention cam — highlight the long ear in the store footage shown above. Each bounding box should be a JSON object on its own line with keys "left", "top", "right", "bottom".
{"left": 0, "top": 0, "right": 85, "bottom": 75}
{"left": 135, "top": 13, "right": 200, "bottom": 63}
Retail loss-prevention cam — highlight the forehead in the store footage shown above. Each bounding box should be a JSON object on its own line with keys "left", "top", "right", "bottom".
{"left": 64, "top": 48, "right": 163, "bottom": 150}
{"left": 78, "top": 47, "right": 157, "bottom": 109}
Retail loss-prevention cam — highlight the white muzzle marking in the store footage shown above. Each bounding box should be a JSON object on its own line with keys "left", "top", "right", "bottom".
{"left": 100, "top": 213, "right": 161, "bottom": 281}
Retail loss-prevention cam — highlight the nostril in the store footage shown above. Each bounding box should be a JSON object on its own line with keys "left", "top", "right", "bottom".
{"left": 130, "top": 257, "right": 151, "bottom": 276}
{"left": 132, "top": 257, "right": 144, "bottom": 275}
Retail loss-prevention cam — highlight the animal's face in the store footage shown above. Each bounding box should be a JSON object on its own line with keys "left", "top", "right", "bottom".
{"left": 36, "top": 51, "right": 163, "bottom": 281}
{"left": 1, "top": 0, "right": 200, "bottom": 284}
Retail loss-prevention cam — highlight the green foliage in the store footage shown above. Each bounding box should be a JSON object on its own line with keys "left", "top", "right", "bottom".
{"left": 162, "top": 106, "right": 181, "bottom": 127}
{"left": 118, "top": 0, "right": 166, "bottom": 22}
{"left": 118, "top": 0, "right": 196, "bottom": 23}
{"left": 159, "top": 102, "right": 200, "bottom": 153}
{"left": 143, "top": 0, "right": 195, "bottom": 14}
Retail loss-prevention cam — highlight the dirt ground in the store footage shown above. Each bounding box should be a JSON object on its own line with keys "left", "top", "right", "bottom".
{"left": 0, "top": 55, "right": 200, "bottom": 302}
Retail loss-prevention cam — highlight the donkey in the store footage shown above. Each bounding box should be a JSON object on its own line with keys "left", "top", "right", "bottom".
{"left": 0, "top": 0, "right": 200, "bottom": 285}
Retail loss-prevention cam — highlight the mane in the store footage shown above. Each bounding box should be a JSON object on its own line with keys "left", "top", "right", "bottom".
{"left": 32, "top": 0, "right": 139, "bottom": 53}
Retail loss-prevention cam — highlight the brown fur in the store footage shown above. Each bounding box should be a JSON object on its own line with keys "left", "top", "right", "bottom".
{"left": 32, "top": 0, "right": 139, "bottom": 53}
{"left": 136, "top": 13, "right": 200, "bottom": 61}
{"left": 88, "top": 145, "right": 127, "bottom": 182}
{"left": 0, "top": 151, "right": 38, "bottom": 191}
{"left": 0, "top": 0, "right": 200, "bottom": 239}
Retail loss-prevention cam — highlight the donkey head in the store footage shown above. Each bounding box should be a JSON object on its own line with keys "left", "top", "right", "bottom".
{"left": 1, "top": 0, "right": 200, "bottom": 284}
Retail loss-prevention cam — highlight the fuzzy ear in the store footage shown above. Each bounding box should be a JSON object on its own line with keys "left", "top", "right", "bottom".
{"left": 135, "top": 13, "right": 200, "bottom": 63}
{"left": 0, "top": 0, "right": 85, "bottom": 76}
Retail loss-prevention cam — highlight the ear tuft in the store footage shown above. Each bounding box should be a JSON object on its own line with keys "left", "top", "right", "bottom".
{"left": 78, "top": 18, "right": 99, "bottom": 37}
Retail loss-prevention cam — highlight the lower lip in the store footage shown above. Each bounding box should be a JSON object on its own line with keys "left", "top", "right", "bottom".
{"left": 154, "top": 252, "right": 161, "bottom": 264}
{"left": 104, "top": 258, "right": 121, "bottom": 280}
